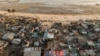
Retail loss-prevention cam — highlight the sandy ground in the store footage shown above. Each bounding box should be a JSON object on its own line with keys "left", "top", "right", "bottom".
{"left": 0, "top": 11, "right": 100, "bottom": 21}
{"left": 0, "top": 3, "right": 100, "bottom": 14}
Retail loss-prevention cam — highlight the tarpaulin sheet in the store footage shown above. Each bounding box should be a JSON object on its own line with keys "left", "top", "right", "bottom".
{"left": 44, "top": 50, "right": 66, "bottom": 56}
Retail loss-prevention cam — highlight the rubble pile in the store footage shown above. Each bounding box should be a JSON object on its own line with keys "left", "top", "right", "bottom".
{"left": 0, "top": 15, "right": 99, "bottom": 56}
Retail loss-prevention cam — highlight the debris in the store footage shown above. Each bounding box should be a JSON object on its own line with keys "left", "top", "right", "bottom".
{"left": 2, "top": 32, "right": 15, "bottom": 40}
{"left": 12, "top": 38, "right": 21, "bottom": 45}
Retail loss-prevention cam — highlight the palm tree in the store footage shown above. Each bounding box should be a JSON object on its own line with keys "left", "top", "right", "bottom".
{"left": 12, "top": 9, "right": 15, "bottom": 13}
{"left": 12, "top": 9, "right": 16, "bottom": 16}
{"left": 7, "top": 9, "right": 11, "bottom": 13}
{"left": 7, "top": 9, "right": 16, "bottom": 16}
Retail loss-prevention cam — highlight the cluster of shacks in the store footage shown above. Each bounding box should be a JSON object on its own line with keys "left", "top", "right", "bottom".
{"left": 0, "top": 15, "right": 99, "bottom": 56}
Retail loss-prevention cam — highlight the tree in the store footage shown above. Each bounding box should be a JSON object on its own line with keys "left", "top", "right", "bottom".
{"left": 12, "top": 9, "right": 15, "bottom": 13}
{"left": 7, "top": 9, "right": 16, "bottom": 16}
{"left": 7, "top": 9, "right": 11, "bottom": 13}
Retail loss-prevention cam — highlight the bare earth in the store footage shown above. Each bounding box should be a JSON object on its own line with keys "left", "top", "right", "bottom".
{"left": 0, "top": 3, "right": 100, "bottom": 23}
{"left": 0, "top": 3, "right": 100, "bottom": 15}
{"left": 0, "top": 11, "right": 100, "bottom": 22}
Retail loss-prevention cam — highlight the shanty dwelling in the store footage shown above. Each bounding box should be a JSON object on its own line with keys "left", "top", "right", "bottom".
{"left": 2, "top": 32, "right": 15, "bottom": 40}
{"left": 0, "top": 40, "right": 8, "bottom": 56}
{"left": 24, "top": 47, "right": 41, "bottom": 56}
{"left": 43, "top": 30, "right": 54, "bottom": 40}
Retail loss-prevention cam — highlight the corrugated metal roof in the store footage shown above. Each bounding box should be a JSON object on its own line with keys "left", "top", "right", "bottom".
{"left": 24, "top": 47, "right": 41, "bottom": 56}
